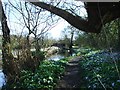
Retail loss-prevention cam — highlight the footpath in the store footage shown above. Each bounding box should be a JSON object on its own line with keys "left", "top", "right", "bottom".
{"left": 56, "top": 56, "right": 84, "bottom": 88}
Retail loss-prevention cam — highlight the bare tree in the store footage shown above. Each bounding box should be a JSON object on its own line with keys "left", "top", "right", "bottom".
{"left": 6, "top": 0, "right": 60, "bottom": 71}
{"left": 1, "top": 0, "right": 60, "bottom": 83}
{"left": 8, "top": 0, "right": 59, "bottom": 51}
{"left": 61, "top": 26, "right": 78, "bottom": 56}
{"left": 28, "top": 1, "right": 120, "bottom": 33}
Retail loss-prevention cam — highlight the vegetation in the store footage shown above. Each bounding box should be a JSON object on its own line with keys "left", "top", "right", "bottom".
{"left": 74, "top": 19, "right": 120, "bottom": 50}
{"left": 78, "top": 48, "right": 120, "bottom": 89}
{"left": 0, "top": 0, "right": 120, "bottom": 89}
{"left": 2, "top": 58, "right": 69, "bottom": 89}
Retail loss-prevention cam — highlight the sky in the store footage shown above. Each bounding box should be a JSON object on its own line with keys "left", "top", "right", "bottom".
{"left": 38, "top": 0, "right": 86, "bottom": 39}
{"left": 0, "top": 0, "right": 87, "bottom": 39}
{"left": 47, "top": 19, "right": 69, "bottom": 40}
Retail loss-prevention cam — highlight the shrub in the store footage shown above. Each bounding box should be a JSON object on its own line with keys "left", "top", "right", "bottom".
{"left": 7, "top": 60, "right": 65, "bottom": 89}
{"left": 31, "top": 51, "right": 45, "bottom": 61}
{"left": 80, "top": 49, "right": 120, "bottom": 89}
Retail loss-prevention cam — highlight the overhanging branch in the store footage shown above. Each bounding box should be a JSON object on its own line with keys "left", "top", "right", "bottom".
{"left": 28, "top": 1, "right": 120, "bottom": 33}
{"left": 29, "top": 1, "right": 99, "bottom": 33}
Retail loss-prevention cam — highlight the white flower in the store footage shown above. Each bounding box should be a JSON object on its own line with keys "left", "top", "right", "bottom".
{"left": 96, "top": 74, "right": 101, "bottom": 78}
{"left": 43, "top": 78, "right": 46, "bottom": 82}
{"left": 49, "top": 76, "right": 53, "bottom": 80}
{"left": 85, "top": 77, "right": 88, "bottom": 80}
{"left": 48, "top": 80, "right": 50, "bottom": 83}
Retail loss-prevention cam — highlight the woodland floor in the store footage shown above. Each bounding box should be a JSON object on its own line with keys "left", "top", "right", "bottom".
{"left": 56, "top": 56, "right": 85, "bottom": 88}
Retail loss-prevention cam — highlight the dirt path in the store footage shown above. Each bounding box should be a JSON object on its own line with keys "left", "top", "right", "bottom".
{"left": 56, "top": 56, "right": 84, "bottom": 88}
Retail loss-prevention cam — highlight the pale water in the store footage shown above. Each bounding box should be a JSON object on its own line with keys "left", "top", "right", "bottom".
{"left": 0, "top": 70, "right": 5, "bottom": 89}
{"left": 0, "top": 54, "right": 66, "bottom": 88}
{"left": 47, "top": 54, "right": 65, "bottom": 61}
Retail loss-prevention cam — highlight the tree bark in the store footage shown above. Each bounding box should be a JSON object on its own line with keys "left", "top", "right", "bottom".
{"left": 30, "top": 1, "right": 97, "bottom": 33}
{"left": 29, "top": 1, "right": 120, "bottom": 33}
{"left": 1, "top": 1, "right": 11, "bottom": 74}
{"left": 69, "top": 31, "right": 74, "bottom": 56}
{"left": 1, "top": 1, "right": 19, "bottom": 83}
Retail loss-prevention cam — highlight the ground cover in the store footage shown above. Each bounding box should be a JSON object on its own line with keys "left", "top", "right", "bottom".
{"left": 3, "top": 59, "right": 68, "bottom": 89}
{"left": 79, "top": 49, "right": 120, "bottom": 89}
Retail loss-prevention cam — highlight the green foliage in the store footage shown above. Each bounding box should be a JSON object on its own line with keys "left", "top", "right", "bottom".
{"left": 31, "top": 51, "right": 45, "bottom": 61}
{"left": 80, "top": 49, "right": 120, "bottom": 89}
{"left": 76, "top": 47, "right": 97, "bottom": 56}
{"left": 55, "top": 58, "right": 69, "bottom": 66}
{"left": 75, "top": 19, "right": 119, "bottom": 50}
{"left": 8, "top": 60, "right": 66, "bottom": 89}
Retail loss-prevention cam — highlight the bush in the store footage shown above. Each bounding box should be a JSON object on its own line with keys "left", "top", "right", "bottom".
{"left": 80, "top": 49, "right": 120, "bottom": 89}
{"left": 31, "top": 51, "right": 45, "bottom": 61}
{"left": 7, "top": 60, "right": 65, "bottom": 89}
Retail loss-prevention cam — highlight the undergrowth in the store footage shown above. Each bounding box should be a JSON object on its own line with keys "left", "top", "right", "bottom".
{"left": 79, "top": 48, "right": 120, "bottom": 89}
{"left": 3, "top": 58, "right": 69, "bottom": 89}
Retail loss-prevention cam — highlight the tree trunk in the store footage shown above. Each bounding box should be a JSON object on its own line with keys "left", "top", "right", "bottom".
{"left": 69, "top": 31, "right": 74, "bottom": 56}
{"left": 26, "top": 33, "right": 31, "bottom": 56}
{"left": 30, "top": 1, "right": 120, "bottom": 33}
{"left": 1, "top": 1, "right": 11, "bottom": 75}
{"left": 1, "top": 2, "right": 19, "bottom": 83}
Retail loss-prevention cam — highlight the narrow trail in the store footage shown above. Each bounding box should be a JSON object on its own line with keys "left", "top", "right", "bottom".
{"left": 56, "top": 56, "right": 84, "bottom": 88}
